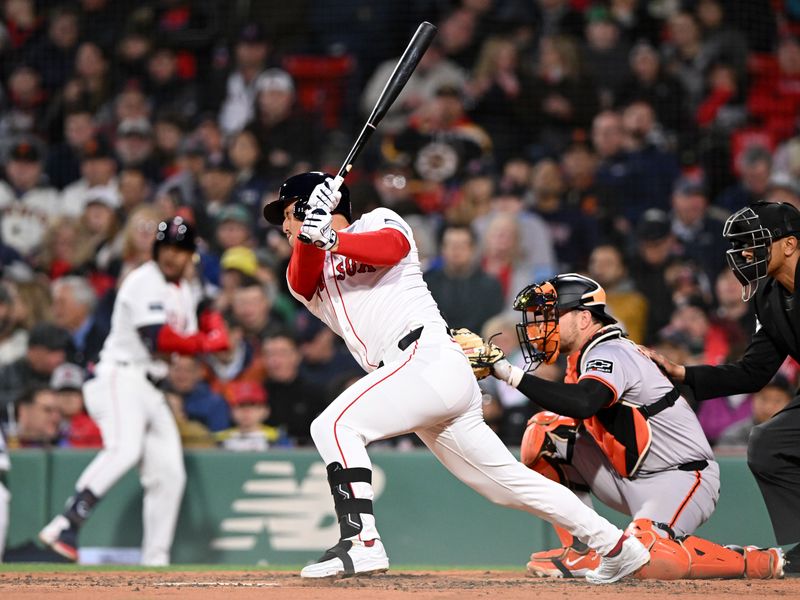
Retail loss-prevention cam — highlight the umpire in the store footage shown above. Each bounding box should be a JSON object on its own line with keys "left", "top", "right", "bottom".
{"left": 648, "top": 201, "right": 800, "bottom": 573}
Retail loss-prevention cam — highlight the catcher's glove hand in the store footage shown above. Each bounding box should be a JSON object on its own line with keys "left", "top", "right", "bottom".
{"left": 451, "top": 328, "right": 505, "bottom": 380}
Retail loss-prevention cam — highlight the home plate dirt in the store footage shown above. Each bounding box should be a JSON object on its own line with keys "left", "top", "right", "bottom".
{"left": 1, "top": 570, "right": 798, "bottom": 599}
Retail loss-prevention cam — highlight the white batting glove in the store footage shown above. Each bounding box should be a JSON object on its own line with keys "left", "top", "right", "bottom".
{"left": 307, "top": 177, "right": 342, "bottom": 212}
{"left": 300, "top": 207, "right": 338, "bottom": 250}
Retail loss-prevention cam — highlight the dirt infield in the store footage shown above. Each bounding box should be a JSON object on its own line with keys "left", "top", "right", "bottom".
{"left": 1, "top": 570, "right": 799, "bottom": 599}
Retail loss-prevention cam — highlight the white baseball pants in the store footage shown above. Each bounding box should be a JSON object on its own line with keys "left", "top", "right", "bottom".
{"left": 0, "top": 480, "right": 8, "bottom": 561}
{"left": 310, "top": 325, "right": 624, "bottom": 554}
{"left": 78, "top": 364, "right": 186, "bottom": 566}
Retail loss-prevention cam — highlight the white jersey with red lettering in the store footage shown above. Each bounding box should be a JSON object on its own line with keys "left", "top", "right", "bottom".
{"left": 287, "top": 207, "right": 446, "bottom": 372}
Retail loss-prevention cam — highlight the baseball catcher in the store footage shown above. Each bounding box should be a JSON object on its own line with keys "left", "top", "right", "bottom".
{"left": 457, "top": 273, "right": 784, "bottom": 580}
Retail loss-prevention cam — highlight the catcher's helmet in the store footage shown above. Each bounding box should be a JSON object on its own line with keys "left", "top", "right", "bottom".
{"left": 723, "top": 201, "right": 800, "bottom": 301}
{"left": 262, "top": 171, "right": 352, "bottom": 226}
{"left": 512, "top": 273, "right": 617, "bottom": 370}
{"left": 153, "top": 216, "right": 196, "bottom": 259}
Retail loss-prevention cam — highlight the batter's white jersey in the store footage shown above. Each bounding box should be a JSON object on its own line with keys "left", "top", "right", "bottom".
{"left": 0, "top": 428, "right": 8, "bottom": 472}
{"left": 287, "top": 208, "right": 446, "bottom": 372}
{"left": 98, "top": 261, "right": 199, "bottom": 374}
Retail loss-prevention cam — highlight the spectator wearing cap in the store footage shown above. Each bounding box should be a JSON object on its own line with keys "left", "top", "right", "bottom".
{"left": 60, "top": 135, "right": 118, "bottom": 217}
{"left": 717, "top": 376, "right": 794, "bottom": 447}
{"left": 155, "top": 135, "right": 206, "bottom": 211}
{"left": 295, "top": 309, "right": 360, "bottom": 392}
{"left": 26, "top": 5, "right": 80, "bottom": 91}
{"left": 588, "top": 244, "right": 648, "bottom": 343}
{"left": 45, "top": 105, "right": 96, "bottom": 189}
{"left": 50, "top": 362, "right": 101, "bottom": 448}
{"left": 216, "top": 246, "right": 258, "bottom": 313}
{"left": 165, "top": 355, "right": 230, "bottom": 433}
{"left": 0, "top": 322, "right": 70, "bottom": 426}
{"left": 716, "top": 146, "right": 772, "bottom": 213}
{"left": 0, "top": 283, "right": 27, "bottom": 366}
{"left": 50, "top": 276, "right": 106, "bottom": 368}
{"left": 629, "top": 208, "right": 678, "bottom": 344}
{"left": 245, "top": 68, "right": 321, "bottom": 183}
{"left": 615, "top": 41, "right": 688, "bottom": 135}
{"left": 213, "top": 22, "right": 272, "bottom": 135}
{"left": 765, "top": 172, "right": 800, "bottom": 211}
{"left": 9, "top": 385, "right": 61, "bottom": 448}
{"left": 228, "top": 129, "right": 269, "bottom": 216}
{"left": 216, "top": 380, "right": 280, "bottom": 451}
{"left": 144, "top": 44, "right": 198, "bottom": 124}
{"left": 424, "top": 223, "right": 505, "bottom": 335}
{"left": 114, "top": 118, "right": 160, "bottom": 183}
{"left": 262, "top": 331, "right": 324, "bottom": 446}
{"left": 670, "top": 176, "right": 729, "bottom": 283}
{"left": 0, "top": 138, "right": 59, "bottom": 257}
{"left": 214, "top": 204, "right": 254, "bottom": 253}
{"left": 79, "top": 185, "right": 123, "bottom": 280}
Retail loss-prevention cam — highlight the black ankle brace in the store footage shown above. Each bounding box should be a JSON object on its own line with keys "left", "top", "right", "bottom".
{"left": 326, "top": 463, "right": 373, "bottom": 539}
{"left": 64, "top": 489, "right": 99, "bottom": 528}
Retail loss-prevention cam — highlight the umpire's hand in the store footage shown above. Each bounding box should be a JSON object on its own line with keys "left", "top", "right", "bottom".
{"left": 638, "top": 346, "right": 686, "bottom": 382}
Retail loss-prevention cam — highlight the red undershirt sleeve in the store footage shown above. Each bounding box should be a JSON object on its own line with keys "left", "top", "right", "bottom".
{"left": 287, "top": 240, "right": 325, "bottom": 300}
{"left": 334, "top": 228, "right": 411, "bottom": 266}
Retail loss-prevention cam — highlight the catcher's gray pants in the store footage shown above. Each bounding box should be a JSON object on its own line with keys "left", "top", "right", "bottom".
{"left": 556, "top": 432, "right": 720, "bottom": 536}
{"left": 309, "top": 325, "right": 625, "bottom": 555}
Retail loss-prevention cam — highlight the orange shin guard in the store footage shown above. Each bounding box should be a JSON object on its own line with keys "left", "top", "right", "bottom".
{"left": 680, "top": 536, "right": 745, "bottom": 578}
{"left": 627, "top": 520, "right": 690, "bottom": 580}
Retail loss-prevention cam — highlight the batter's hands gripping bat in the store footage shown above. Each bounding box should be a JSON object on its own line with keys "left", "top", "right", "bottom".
{"left": 297, "top": 21, "right": 438, "bottom": 243}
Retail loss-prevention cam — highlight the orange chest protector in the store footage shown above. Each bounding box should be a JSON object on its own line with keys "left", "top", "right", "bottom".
{"left": 571, "top": 327, "right": 680, "bottom": 479}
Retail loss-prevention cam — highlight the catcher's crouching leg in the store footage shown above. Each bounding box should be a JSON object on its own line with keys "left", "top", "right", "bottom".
{"left": 627, "top": 520, "right": 784, "bottom": 579}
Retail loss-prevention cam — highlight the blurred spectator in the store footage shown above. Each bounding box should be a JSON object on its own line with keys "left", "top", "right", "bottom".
{"left": 196, "top": 155, "right": 237, "bottom": 240}
{"left": 216, "top": 380, "right": 280, "bottom": 451}
{"left": 662, "top": 10, "right": 708, "bottom": 112}
{"left": 144, "top": 44, "right": 197, "bottom": 123}
{"left": 0, "top": 0, "right": 44, "bottom": 67}
{"left": 295, "top": 310, "right": 360, "bottom": 392}
{"left": 151, "top": 110, "right": 185, "bottom": 179}
{"left": 60, "top": 135, "right": 118, "bottom": 216}
{"left": 616, "top": 41, "right": 687, "bottom": 134}
{"left": 9, "top": 385, "right": 61, "bottom": 447}
{"left": 156, "top": 135, "right": 205, "bottom": 210}
{"left": 262, "top": 332, "right": 324, "bottom": 446}
{"left": 661, "top": 296, "right": 730, "bottom": 366}
{"left": 36, "top": 216, "right": 93, "bottom": 280}
{"left": 231, "top": 282, "right": 286, "bottom": 354}
{"left": 608, "top": 0, "right": 662, "bottom": 46}
{"left": 50, "top": 276, "right": 105, "bottom": 368}
{"left": 165, "top": 355, "right": 230, "bottom": 432}
{"left": 50, "top": 362, "right": 101, "bottom": 448}
{"left": 27, "top": 5, "right": 80, "bottom": 92}
{"left": 113, "top": 204, "right": 159, "bottom": 282}
{"left": 588, "top": 243, "right": 648, "bottom": 343}
{"left": 478, "top": 212, "right": 539, "bottom": 305}
{"left": 113, "top": 27, "right": 152, "bottom": 89}
{"left": 765, "top": 172, "right": 800, "bottom": 210}
{"left": 717, "top": 145, "right": 772, "bottom": 212}
{"left": 216, "top": 246, "right": 258, "bottom": 313}
{"left": 0, "top": 283, "right": 27, "bottom": 366}
{"left": 517, "top": 35, "right": 598, "bottom": 155}
{"left": 117, "top": 167, "right": 151, "bottom": 215}
{"left": 424, "top": 223, "right": 504, "bottom": 333}
{"left": 245, "top": 69, "right": 320, "bottom": 183}
{"left": 435, "top": 7, "right": 481, "bottom": 69}
{"left": 79, "top": 186, "right": 122, "bottom": 278}
{"left": 531, "top": 0, "right": 584, "bottom": 40}
{"left": 713, "top": 268, "right": 755, "bottom": 342}
{"left": 695, "top": 0, "right": 749, "bottom": 84}
{"left": 0, "top": 63, "right": 48, "bottom": 141}
{"left": 716, "top": 376, "right": 793, "bottom": 447}
{"left": 582, "top": 5, "right": 629, "bottom": 108}
{"left": 0, "top": 322, "right": 70, "bottom": 424}
{"left": 214, "top": 204, "right": 254, "bottom": 254}
{"left": 670, "top": 177, "right": 728, "bottom": 283}
{"left": 748, "top": 37, "right": 800, "bottom": 143}
{"left": 45, "top": 104, "right": 96, "bottom": 188}
{"left": 164, "top": 391, "right": 215, "bottom": 448}
{"left": 695, "top": 63, "right": 747, "bottom": 134}
{"left": 215, "top": 23, "right": 271, "bottom": 135}
{"left": 70, "top": 41, "right": 112, "bottom": 115}
{"left": 0, "top": 138, "right": 59, "bottom": 257}
{"left": 629, "top": 208, "right": 678, "bottom": 344}
{"left": 364, "top": 41, "right": 466, "bottom": 135}
{"left": 114, "top": 118, "right": 159, "bottom": 182}
{"left": 228, "top": 128, "right": 269, "bottom": 218}
{"left": 78, "top": 0, "right": 124, "bottom": 51}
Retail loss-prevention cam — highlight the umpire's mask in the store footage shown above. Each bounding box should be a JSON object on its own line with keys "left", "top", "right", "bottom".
{"left": 723, "top": 201, "right": 800, "bottom": 301}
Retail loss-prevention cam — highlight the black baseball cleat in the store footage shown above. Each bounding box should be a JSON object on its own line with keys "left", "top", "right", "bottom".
{"left": 38, "top": 515, "right": 79, "bottom": 562}
{"left": 784, "top": 543, "right": 800, "bottom": 576}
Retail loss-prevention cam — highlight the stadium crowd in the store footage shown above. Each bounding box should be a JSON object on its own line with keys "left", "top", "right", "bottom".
{"left": 0, "top": 0, "right": 798, "bottom": 452}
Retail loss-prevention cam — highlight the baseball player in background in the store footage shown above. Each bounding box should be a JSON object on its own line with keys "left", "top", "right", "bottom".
{"left": 39, "top": 217, "right": 230, "bottom": 565}
{"left": 262, "top": 172, "right": 649, "bottom": 583}
{"left": 472, "top": 273, "right": 783, "bottom": 580}
{"left": 0, "top": 427, "right": 8, "bottom": 562}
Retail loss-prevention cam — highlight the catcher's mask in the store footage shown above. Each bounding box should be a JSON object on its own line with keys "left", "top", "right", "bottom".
{"left": 513, "top": 273, "right": 617, "bottom": 371}
{"left": 723, "top": 201, "right": 800, "bottom": 301}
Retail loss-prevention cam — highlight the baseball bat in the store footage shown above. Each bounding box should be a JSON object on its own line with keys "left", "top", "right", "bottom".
{"left": 298, "top": 21, "right": 437, "bottom": 243}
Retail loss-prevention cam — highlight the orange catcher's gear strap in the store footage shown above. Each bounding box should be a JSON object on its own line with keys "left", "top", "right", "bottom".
{"left": 520, "top": 411, "right": 579, "bottom": 470}
{"left": 583, "top": 407, "right": 653, "bottom": 478}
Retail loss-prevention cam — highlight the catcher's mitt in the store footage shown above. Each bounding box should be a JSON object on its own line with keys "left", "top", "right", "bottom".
{"left": 451, "top": 328, "right": 506, "bottom": 380}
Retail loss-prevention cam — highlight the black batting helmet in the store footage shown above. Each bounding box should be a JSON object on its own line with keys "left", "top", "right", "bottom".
{"left": 262, "top": 171, "right": 352, "bottom": 225}
{"left": 153, "top": 216, "right": 196, "bottom": 259}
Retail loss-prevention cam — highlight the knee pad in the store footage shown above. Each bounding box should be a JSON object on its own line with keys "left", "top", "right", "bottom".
{"left": 627, "top": 519, "right": 691, "bottom": 580}
{"left": 520, "top": 412, "right": 578, "bottom": 471}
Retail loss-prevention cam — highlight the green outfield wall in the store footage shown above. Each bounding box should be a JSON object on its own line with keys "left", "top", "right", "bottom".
{"left": 6, "top": 449, "right": 773, "bottom": 565}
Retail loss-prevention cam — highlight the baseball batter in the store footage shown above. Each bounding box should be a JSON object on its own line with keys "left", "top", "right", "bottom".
{"left": 480, "top": 273, "right": 783, "bottom": 579}
{"left": 39, "top": 217, "right": 229, "bottom": 565}
{"left": 0, "top": 427, "right": 9, "bottom": 562}
{"left": 262, "top": 172, "right": 649, "bottom": 583}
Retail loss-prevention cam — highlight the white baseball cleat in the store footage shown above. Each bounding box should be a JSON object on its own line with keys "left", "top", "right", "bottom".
{"left": 585, "top": 536, "right": 650, "bottom": 584}
{"left": 300, "top": 539, "right": 389, "bottom": 578}
{"left": 38, "top": 515, "right": 79, "bottom": 562}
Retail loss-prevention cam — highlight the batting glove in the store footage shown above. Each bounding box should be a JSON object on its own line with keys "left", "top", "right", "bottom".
{"left": 300, "top": 207, "right": 338, "bottom": 250}
{"left": 307, "top": 177, "right": 342, "bottom": 212}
